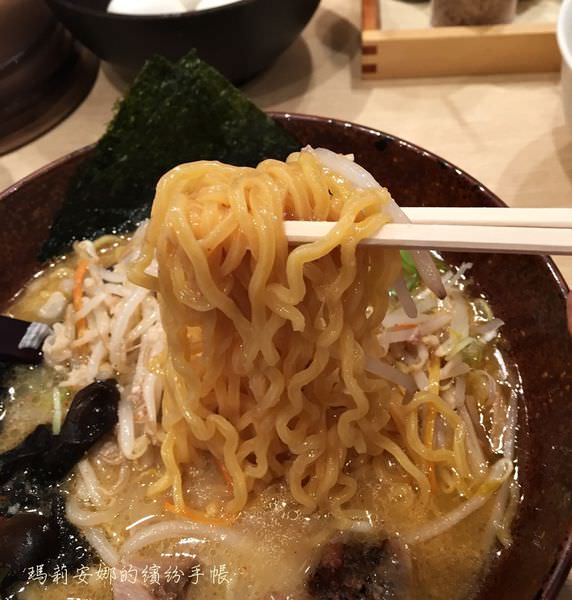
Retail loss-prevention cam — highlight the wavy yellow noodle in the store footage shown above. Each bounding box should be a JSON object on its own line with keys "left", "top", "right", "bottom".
{"left": 129, "top": 150, "right": 475, "bottom": 516}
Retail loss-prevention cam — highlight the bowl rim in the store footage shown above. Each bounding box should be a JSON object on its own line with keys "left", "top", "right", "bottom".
{"left": 273, "top": 111, "right": 571, "bottom": 293}
{"left": 558, "top": 0, "right": 572, "bottom": 70}
{"left": 47, "top": 0, "right": 265, "bottom": 21}
{"left": 1, "top": 110, "right": 571, "bottom": 598}
{"left": 2, "top": 109, "right": 570, "bottom": 305}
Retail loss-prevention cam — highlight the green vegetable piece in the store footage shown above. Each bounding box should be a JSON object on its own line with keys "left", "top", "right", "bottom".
{"left": 41, "top": 51, "right": 299, "bottom": 260}
{"left": 400, "top": 250, "right": 416, "bottom": 275}
{"left": 400, "top": 250, "right": 420, "bottom": 291}
{"left": 399, "top": 250, "right": 450, "bottom": 292}
{"left": 462, "top": 339, "right": 485, "bottom": 368}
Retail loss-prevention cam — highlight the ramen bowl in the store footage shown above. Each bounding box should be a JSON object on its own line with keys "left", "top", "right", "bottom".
{"left": 0, "top": 114, "right": 571, "bottom": 599}
{"left": 45, "top": 0, "right": 320, "bottom": 82}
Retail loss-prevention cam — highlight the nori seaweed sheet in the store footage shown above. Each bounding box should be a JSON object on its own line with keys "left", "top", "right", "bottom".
{"left": 41, "top": 50, "right": 299, "bottom": 260}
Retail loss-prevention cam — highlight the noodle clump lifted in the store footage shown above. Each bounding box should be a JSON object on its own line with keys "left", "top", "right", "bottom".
{"left": 129, "top": 150, "right": 404, "bottom": 515}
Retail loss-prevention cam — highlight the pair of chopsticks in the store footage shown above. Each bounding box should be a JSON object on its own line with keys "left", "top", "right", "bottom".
{"left": 284, "top": 208, "right": 572, "bottom": 254}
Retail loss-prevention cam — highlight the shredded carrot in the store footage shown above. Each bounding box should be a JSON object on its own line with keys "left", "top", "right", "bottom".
{"left": 73, "top": 259, "right": 89, "bottom": 339}
{"left": 389, "top": 323, "right": 418, "bottom": 332}
{"left": 164, "top": 501, "right": 235, "bottom": 526}
{"left": 215, "top": 458, "right": 233, "bottom": 494}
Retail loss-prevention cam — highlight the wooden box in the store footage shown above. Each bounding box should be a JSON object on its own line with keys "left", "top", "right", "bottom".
{"left": 361, "top": 0, "right": 562, "bottom": 79}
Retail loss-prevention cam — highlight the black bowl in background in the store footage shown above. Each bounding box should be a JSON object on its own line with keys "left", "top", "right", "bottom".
{"left": 44, "top": 0, "right": 320, "bottom": 83}
{"left": 0, "top": 0, "right": 98, "bottom": 155}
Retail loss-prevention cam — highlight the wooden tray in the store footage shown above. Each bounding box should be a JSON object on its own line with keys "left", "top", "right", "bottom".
{"left": 361, "top": 0, "right": 561, "bottom": 79}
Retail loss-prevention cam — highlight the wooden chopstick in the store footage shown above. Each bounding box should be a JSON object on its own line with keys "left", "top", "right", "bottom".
{"left": 283, "top": 220, "right": 572, "bottom": 255}
{"left": 402, "top": 207, "right": 572, "bottom": 228}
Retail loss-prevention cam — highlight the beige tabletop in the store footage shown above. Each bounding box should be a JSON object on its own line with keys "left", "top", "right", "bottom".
{"left": 1, "top": 0, "right": 572, "bottom": 596}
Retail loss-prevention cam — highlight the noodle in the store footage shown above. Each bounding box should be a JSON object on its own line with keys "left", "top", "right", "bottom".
{"left": 402, "top": 458, "right": 513, "bottom": 545}
{"left": 129, "top": 150, "right": 404, "bottom": 514}
{"left": 119, "top": 520, "right": 234, "bottom": 557}
{"left": 122, "top": 149, "right": 507, "bottom": 519}
{"left": 82, "top": 527, "right": 120, "bottom": 567}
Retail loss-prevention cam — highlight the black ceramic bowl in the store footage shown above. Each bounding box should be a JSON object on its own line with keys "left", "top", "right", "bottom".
{"left": 0, "top": 0, "right": 98, "bottom": 154}
{"left": 1, "top": 114, "right": 572, "bottom": 599}
{"left": 45, "top": 0, "right": 320, "bottom": 82}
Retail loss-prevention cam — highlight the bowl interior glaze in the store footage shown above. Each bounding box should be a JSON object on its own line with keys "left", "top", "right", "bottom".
{"left": 1, "top": 113, "right": 571, "bottom": 599}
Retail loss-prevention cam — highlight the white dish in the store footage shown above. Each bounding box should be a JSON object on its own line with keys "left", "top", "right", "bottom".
{"left": 107, "top": 0, "right": 241, "bottom": 15}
